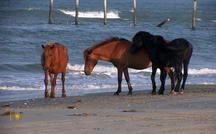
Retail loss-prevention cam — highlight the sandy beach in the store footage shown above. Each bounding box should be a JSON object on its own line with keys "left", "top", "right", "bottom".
{"left": 0, "top": 84, "right": 216, "bottom": 134}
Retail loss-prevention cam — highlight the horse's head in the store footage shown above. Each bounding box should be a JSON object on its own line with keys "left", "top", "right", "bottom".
{"left": 83, "top": 48, "right": 98, "bottom": 75}
{"left": 153, "top": 35, "right": 166, "bottom": 45}
{"left": 130, "top": 31, "right": 153, "bottom": 53}
{"left": 41, "top": 43, "right": 55, "bottom": 71}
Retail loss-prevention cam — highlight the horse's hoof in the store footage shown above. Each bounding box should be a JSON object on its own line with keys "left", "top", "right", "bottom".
{"left": 179, "top": 90, "right": 184, "bottom": 95}
{"left": 158, "top": 89, "right": 165, "bottom": 95}
{"left": 127, "top": 92, "right": 132, "bottom": 96}
{"left": 158, "top": 92, "right": 164, "bottom": 95}
{"left": 114, "top": 92, "right": 120, "bottom": 96}
{"left": 50, "top": 94, "right": 55, "bottom": 98}
{"left": 151, "top": 91, "right": 157, "bottom": 95}
{"left": 174, "top": 89, "right": 179, "bottom": 92}
{"left": 62, "top": 94, "right": 67, "bottom": 97}
{"left": 45, "top": 94, "right": 49, "bottom": 98}
{"left": 170, "top": 90, "right": 177, "bottom": 95}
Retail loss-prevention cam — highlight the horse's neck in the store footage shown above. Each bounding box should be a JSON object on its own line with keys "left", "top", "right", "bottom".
{"left": 93, "top": 43, "right": 122, "bottom": 61}
{"left": 92, "top": 46, "right": 112, "bottom": 61}
{"left": 145, "top": 45, "right": 159, "bottom": 62}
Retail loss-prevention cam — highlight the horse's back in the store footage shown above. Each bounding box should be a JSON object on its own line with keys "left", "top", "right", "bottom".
{"left": 54, "top": 43, "right": 68, "bottom": 72}
{"left": 167, "top": 38, "right": 192, "bottom": 52}
{"left": 165, "top": 38, "right": 193, "bottom": 65}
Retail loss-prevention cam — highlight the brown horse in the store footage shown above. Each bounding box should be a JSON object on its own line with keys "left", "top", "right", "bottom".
{"left": 41, "top": 42, "right": 69, "bottom": 98}
{"left": 83, "top": 37, "right": 153, "bottom": 95}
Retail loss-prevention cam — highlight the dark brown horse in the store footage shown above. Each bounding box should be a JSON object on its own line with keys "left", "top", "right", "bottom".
{"left": 41, "top": 42, "right": 69, "bottom": 98}
{"left": 130, "top": 31, "right": 193, "bottom": 95}
{"left": 84, "top": 37, "right": 174, "bottom": 95}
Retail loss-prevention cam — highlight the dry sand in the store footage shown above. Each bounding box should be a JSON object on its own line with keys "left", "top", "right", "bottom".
{"left": 0, "top": 84, "right": 216, "bottom": 134}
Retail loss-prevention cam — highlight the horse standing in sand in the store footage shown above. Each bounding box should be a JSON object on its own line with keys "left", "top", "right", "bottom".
{"left": 130, "top": 31, "right": 193, "bottom": 95}
{"left": 41, "top": 43, "right": 69, "bottom": 98}
{"left": 83, "top": 37, "right": 174, "bottom": 95}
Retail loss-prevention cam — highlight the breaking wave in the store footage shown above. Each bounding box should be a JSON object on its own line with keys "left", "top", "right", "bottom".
{"left": 59, "top": 9, "right": 120, "bottom": 19}
{"left": 67, "top": 64, "right": 216, "bottom": 75}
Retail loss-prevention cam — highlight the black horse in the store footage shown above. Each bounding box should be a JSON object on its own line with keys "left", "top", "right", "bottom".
{"left": 130, "top": 31, "right": 193, "bottom": 95}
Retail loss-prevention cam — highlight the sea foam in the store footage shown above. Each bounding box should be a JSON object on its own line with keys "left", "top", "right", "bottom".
{"left": 0, "top": 86, "right": 43, "bottom": 91}
{"left": 59, "top": 9, "right": 120, "bottom": 19}
{"left": 67, "top": 64, "right": 216, "bottom": 75}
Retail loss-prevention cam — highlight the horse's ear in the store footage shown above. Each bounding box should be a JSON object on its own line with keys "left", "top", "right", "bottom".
{"left": 132, "top": 32, "right": 143, "bottom": 48}
{"left": 87, "top": 49, "right": 92, "bottom": 54}
{"left": 140, "top": 32, "right": 152, "bottom": 44}
{"left": 41, "top": 45, "right": 45, "bottom": 49}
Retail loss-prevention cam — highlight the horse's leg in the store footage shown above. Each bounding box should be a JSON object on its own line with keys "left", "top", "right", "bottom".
{"left": 151, "top": 66, "right": 157, "bottom": 95}
{"left": 49, "top": 73, "right": 54, "bottom": 98}
{"left": 158, "top": 69, "right": 167, "bottom": 95}
{"left": 50, "top": 73, "right": 58, "bottom": 98}
{"left": 123, "top": 68, "right": 133, "bottom": 95}
{"left": 180, "top": 62, "right": 189, "bottom": 95}
{"left": 114, "top": 68, "right": 123, "bottom": 95}
{"left": 167, "top": 69, "right": 176, "bottom": 95}
{"left": 61, "top": 72, "right": 66, "bottom": 97}
{"left": 44, "top": 71, "right": 49, "bottom": 98}
{"left": 174, "top": 67, "right": 183, "bottom": 93}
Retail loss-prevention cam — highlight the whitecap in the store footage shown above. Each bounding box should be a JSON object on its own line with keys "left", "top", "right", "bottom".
{"left": 58, "top": 9, "right": 120, "bottom": 19}
{"left": 0, "top": 86, "right": 43, "bottom": 91}
{"left": 196, "top": 18, "right": 202, "bottom": 21}
{"left": 67, "top": 64, "right": 216, "bottom": 76}
{"left": 67, "top": 63, "right": 152, "bottom": 76}
{"left": 189, "top": 68, "right": 216, "bottom": 75}
{"left": 25, "top": 8, "right": 40, "bottom": 11}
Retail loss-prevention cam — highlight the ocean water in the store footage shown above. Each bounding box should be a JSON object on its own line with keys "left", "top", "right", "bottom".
{"left": 0, "top": 0, "right": 216, "bottom": 102}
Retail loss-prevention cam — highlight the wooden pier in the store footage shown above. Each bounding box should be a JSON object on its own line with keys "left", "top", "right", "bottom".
{"left": 48, "top": 0, "right": 137, "bottom": 26}
{"left": 48, "top": 0, "right": 198, "bottom": 29}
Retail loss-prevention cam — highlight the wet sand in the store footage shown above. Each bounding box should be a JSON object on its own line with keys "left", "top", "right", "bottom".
{"left": 0, "top": 84, "right": 216, "bottom": 134}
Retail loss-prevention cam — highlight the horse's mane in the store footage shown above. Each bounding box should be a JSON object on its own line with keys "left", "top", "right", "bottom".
{"left": 86, "top": 37, "right": 129, "bottom": 52}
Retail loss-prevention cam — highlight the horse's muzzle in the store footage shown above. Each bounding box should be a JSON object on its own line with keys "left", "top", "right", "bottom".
{"left": 84, "top": 70, "right": 91, "bottom": 75}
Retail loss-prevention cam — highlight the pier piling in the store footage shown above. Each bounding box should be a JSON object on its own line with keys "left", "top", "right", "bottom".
{"left": 104, "top": 0, "right": 107, "bottom": 25}
{"left": 133, "top": 0, "right": 137, "bottom": 26}
{"left": 48, "top": 0, "right": 54, "bottom": 24}
{"left": 192, "top": 0, "right": 197, "bottom": 30}
{"left": 75, "top": 0, "right": 80, "bottom": 25}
